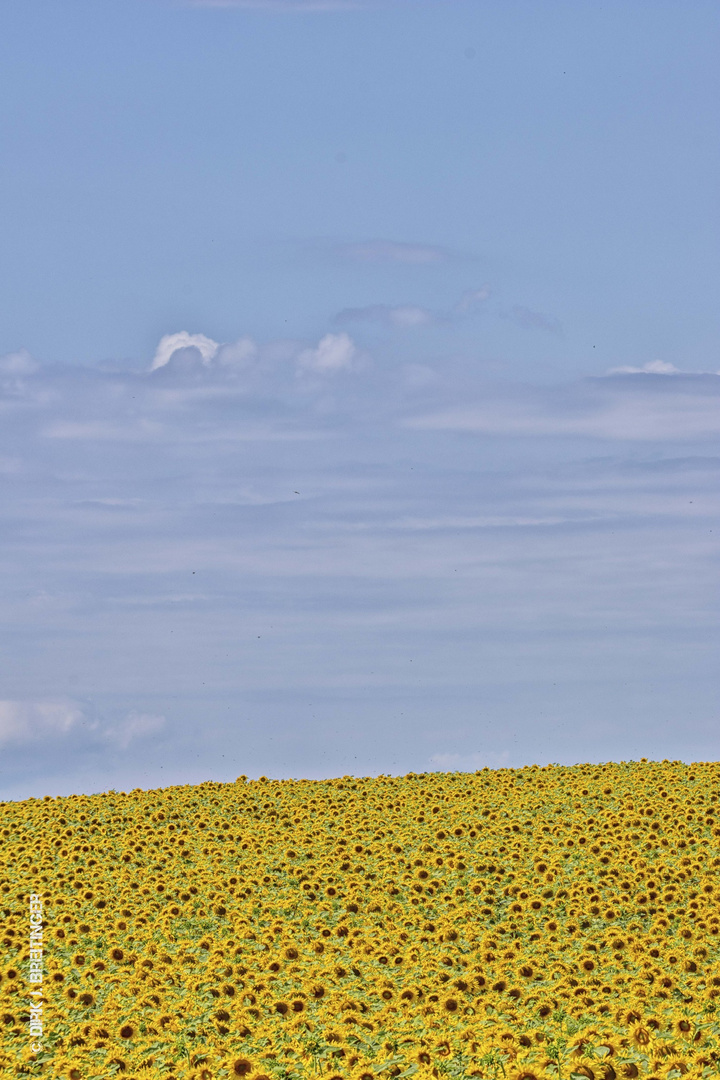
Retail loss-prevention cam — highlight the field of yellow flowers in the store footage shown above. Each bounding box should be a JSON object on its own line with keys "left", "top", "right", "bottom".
{"left": 2, "top": 759, "right": 720, "bottom": 1080}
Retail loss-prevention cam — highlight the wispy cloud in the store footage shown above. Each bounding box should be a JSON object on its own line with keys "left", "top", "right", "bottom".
{"left": 453, "top": 285, "right": 491, "bottom": 314}
{"left": 503, "top": 305, "right": 562, "bottom": 334}
{"left": 406, "top": 375, "right": 720, "bottom": 441}
{"left": 42, "top": 419, "right": 164, "bottom": 441}
{"left": 334, "top": 304, "right": 433, "bottom": 328}
{"left": 103, "top": 711, "right": 166, "bottom": 750}
{"left": 333, "top": 286, "right": 491, "bottom": 330}
{"left": 606, "top": 360, "right": 680, "bottom": 375}
{"left": 0, "top": 348, "right": 40, "bottom": 376}
{"left": 334, "top": 239, "right": 464, "bottom": 265}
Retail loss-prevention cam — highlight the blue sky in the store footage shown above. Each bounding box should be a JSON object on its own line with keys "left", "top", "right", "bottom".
{"left": 1, "top": 0, "right": 718, "bottom": 798}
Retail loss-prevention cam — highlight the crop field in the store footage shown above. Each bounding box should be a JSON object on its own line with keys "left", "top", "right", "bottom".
{"left": 2, "top": 760, "right": 720, "bottom": 1080}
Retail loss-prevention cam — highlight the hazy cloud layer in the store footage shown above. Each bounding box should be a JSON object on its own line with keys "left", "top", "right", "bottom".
{"left": 406, "top": 375, "right": 720, "bottom": 442}
{"left": 0, "top": 335, "right": 718, "bottom": 797}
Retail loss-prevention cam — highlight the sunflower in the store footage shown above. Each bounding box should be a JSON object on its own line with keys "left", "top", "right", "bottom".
{"left": 5, "top": 760, "right": 720, "bottom": 1074}
{"left": 629, "top": 1025, "right": 652, "bottom": 1048}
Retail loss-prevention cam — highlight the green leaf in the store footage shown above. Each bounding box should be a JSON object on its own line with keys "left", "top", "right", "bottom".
{"left": 376, "top": 1055, "right": 408, "bottom": 1073}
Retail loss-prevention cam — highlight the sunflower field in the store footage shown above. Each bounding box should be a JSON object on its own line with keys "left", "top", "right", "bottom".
{"left": 2, "top": 759, "right": 720, "bottom": 1080}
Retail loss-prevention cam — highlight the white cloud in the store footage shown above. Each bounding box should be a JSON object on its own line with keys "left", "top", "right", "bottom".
{"left": 0, "top": 700, "right": 165, "bottom": 750}
{"left": 214, "top": 336, "right": 258, "bottom": 367}
{"left": 296, "top": 332, "right": 357, "bottom": 374}
{"left": 0, "top": 699, "right": 86, "bottom": 746}
{"left": 1, "top": 335, "right": 717, "bottom": 789}
{"left": 150, "top": 331, "right": 219, "bottom": 371}
{"left": 103, "top": 711, "right": 166, "bottom": 751}
{"left": 607, "top": 360, "right": 680, "bottom": 375}
{"left": 0, "top": 347, "right": 40, "bottom": 375}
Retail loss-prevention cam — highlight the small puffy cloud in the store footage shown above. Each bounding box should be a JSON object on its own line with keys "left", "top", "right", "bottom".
{"left": 607, "top": 360, "right": 680, "bottom": 375}
{"left": 335, "top": 303, "right": 432, "bottom": 328}
{"left": 150, "top": 331, "right": 219, "bottom": 371}
{"left": 103, "top": 711, "right": 166, "bottom": 751}
{"left": 505, "top": 305, "right": 562, "bottom": 334}
{"left": 0, "top": 699, "right": 86, "bottom": 746}
{"left": 296, "top": 332, "right": 357, "bottom": 374}
{"left": 214, "top": 336, "right": 258, "bottom": 368}
{"left": 336, "top": 240, "right": 457, "bottom": 265}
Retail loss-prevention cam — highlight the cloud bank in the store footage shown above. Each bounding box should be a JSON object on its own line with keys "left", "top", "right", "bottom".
{"left": 0, "top": 332, "right": 717, "bottom": 796}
